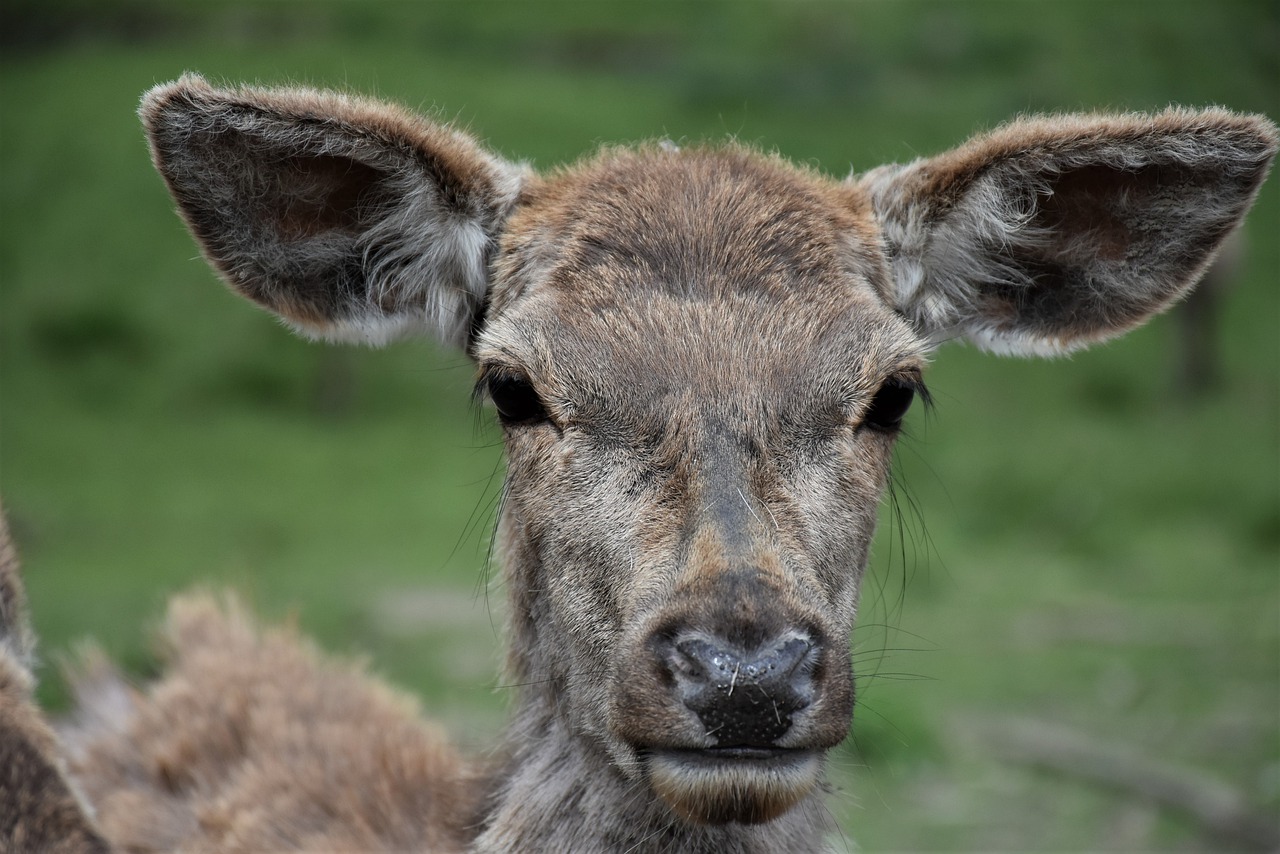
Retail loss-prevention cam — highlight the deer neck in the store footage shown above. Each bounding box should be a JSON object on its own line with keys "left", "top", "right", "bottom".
{"left": 471, "top": 671, "right": 833, "bottom": 853}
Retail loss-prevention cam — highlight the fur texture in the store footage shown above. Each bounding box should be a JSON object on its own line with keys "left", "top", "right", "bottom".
{"left": 141, "top": 74, "right": 526, "bottom": 349}
{"left": 859, "top": 108, "right": 1278, "bottom": 354}
{"left": 6, "top": 78, "right": 1276, "bottom": 852}
{"left": 59, "top": 596, "right": 477, "bottom": 853}
{"left": 0, "top": 511, "right": 111, "bottom": 854}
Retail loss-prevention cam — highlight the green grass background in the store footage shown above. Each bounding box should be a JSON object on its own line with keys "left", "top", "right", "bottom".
{"left": 1, "top": 1, "right": 1276, "bottom": 849}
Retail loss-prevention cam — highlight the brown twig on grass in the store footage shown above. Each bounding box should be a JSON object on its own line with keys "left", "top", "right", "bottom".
{"left": 975, "top": 716, "right": 1279, "bottom": 851}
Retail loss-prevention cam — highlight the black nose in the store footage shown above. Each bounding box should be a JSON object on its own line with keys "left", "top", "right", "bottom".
{"left": 664, "top": 632, "right": 818, "bottom": 746}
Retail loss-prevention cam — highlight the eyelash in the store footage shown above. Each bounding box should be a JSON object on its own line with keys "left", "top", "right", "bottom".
{"left": 478, "top": 370, "right": 549, "bottom": 426}
{"left": 860, "top": 375, "right": 930, "bottom": 433}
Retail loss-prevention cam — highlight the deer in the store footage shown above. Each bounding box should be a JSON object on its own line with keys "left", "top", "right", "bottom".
{"left": 0, "top": 74, "right": 1274, "bottom": 852}
{"left": 1, "top": 510, "right": 112, "bottom": 854}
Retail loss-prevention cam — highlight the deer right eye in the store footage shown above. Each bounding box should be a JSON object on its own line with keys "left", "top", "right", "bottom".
{"left": 487, "top": 373, "right": 549, "bottom": 426}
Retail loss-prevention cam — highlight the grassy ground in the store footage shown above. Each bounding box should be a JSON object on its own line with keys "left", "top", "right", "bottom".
{"left": 2, "top": 1, "right": 1277, "bottom": 850}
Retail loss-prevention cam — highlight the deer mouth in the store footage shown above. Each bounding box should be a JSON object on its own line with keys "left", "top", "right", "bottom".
{"left": 644, "top": 746, "right": 823, "bottom": 824}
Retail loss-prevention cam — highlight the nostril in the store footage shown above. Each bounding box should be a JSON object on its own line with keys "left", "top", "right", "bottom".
{"left": 747, "top": 636, "right": 815, "bottom": 686}
{"left": 663, "top": 632, "right": 821, "bottom": 746}
{"left": 672, "top": 635, "right": 814, "bottom": 688}
{"left": 671, "top": 638, "right": 736, "bottom": 685}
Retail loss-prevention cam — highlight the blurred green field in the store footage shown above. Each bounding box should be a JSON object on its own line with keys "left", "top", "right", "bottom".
{"left": 1, "top": 1, "right": 1277, "bottom": 850}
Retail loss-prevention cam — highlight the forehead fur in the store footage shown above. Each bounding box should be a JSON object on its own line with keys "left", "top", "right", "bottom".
{"left": 497, "top": 143, "right": 887, "bottom": 308}
{"left": 480, "top": 144, "right": 921, "bottom": 412}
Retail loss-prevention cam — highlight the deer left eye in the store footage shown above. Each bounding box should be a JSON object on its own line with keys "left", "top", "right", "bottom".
{"left": 862, "top": 377, "right": 917, "bottom": 433}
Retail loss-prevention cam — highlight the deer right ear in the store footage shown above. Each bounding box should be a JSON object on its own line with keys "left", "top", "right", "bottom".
{"left": 141, "top": 74, "right": 526, "bottom": 349}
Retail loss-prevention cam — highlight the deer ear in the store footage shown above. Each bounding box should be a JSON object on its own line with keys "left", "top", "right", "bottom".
{"left": 859, "top": 109, "right": 1277, "bottom": 355}
{"left": 141, "top": 74, "right": 526, "bottom": 349}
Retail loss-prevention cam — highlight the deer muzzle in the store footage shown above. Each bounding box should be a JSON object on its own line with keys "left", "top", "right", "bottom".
{"left": 609, "top": 570, "right": 853, "bottom": 825}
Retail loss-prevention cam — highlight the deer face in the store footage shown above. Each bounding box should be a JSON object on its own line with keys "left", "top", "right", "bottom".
{"left": 139, "top": 75, "right": 1276, "bottom": 828}
{"left": 476, "top": 150, "right": 926, "bottom": 822}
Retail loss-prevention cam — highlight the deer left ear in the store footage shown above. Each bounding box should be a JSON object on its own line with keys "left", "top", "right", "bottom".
{"left": 142, "top": 75, "right": 526, "bottom": 349}
{"left": 859, "top": 109, "right": 1277, "bottom": 355}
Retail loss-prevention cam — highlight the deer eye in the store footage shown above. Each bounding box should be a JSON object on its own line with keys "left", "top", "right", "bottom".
{"left": 861, "top": 377, "right": 918, "bottom": 433}
{"left": 487, "top": 373, "right": 548, "bottom": 426}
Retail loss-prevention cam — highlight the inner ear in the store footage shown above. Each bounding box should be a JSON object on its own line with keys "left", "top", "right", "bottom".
{"left": 1034, "top": 163, "right": 1147, "bottom": 262}
{"left": 273, "top": 154, "right": 393, "bottom": 241}
{"left": 1031, "top": 161, "right": 1229, "bottom": 264}
{"left": 987, "top": 160, "right": 1234, "bottom": 343}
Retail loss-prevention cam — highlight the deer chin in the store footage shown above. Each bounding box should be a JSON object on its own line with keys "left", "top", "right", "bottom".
{"left": 644, "top": 747, "right": 823, "bottom": 825}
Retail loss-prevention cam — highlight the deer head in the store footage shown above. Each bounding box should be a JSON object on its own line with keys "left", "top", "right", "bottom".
{"left": 141, "top": 74, "right": 1275, "bottom": 828}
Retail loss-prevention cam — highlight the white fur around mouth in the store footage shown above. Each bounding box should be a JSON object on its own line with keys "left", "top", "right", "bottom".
{"left": 645, "top": 748, "right": 823, "bottom": 825}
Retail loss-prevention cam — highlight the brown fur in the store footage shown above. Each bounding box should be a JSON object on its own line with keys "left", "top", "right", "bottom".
{"left": 140, "top": 75, "right": 525, "bottom": 349}
{"left": 0, "top": 511, "right": 111, "bottom": 854}
{"left": 861, "top": 108, "right": 1277, "bottom": 353}
{"left": 61, "top": 596, "right": 477, "bottom": 853}
{"left": 5, "top": 77, "right": 1276, "bottom": 851}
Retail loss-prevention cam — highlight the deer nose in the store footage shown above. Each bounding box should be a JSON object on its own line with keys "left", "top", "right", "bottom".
{"left": 663, "top": 632, "right": 818, "bottom": 746}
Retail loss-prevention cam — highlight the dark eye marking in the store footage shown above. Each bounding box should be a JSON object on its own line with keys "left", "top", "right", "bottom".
{"left": 861, "top": 374, "right": 930, "bottom": 433}
{"left": 481, "top": 370, "right": 549, "bottom": 426}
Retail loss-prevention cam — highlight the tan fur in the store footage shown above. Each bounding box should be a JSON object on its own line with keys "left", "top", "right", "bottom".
{"left": 5, "top": 77, "right": 1276, "bottom": 851}
{"left": 61, "top": 595, "right": 477, "bottom": 853}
